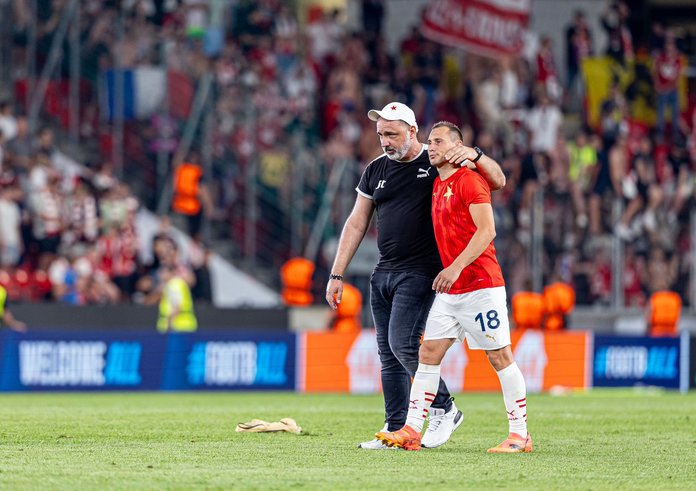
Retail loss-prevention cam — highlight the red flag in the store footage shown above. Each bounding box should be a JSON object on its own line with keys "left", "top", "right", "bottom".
{"left": 422, "top": 0, "right": 530, "bottom": 57}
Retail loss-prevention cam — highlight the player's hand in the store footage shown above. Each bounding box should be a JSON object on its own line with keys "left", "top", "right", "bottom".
{"left": 326, "top": 279, "right": 343, "bottom": 310}
{"left": 432, "top": 266, "right": 462, "bottom": 293}
{"left": 444, "top": 143, "right": 477, "bottom": 168}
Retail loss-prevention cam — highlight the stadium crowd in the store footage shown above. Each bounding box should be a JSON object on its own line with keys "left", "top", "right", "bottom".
{"left": 0, "top": 0, "right": 694, "bottom": 307}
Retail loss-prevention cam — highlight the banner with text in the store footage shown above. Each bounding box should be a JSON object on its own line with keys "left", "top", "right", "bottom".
{"left": 421, "top": 0, "right": 530, "bottom": 57}
{"left": 299, "top": 329, "right": 589, "bottom": 393}
{"left": 0, "top": 331, "right": 296, "bottom": 391}
{"left": 689, "top": 336, "right": 696, "bottom": 389}
{"left": 593, "top": 335, "right": 686, "bottom": 391}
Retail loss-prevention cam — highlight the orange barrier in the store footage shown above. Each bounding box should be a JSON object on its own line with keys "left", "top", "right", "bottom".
{"left": 299, "top": 329, "right": 590, "bottom": 393}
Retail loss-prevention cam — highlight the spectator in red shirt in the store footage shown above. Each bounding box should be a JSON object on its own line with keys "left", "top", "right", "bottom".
{"left": 652, "top": 32, "right": 684, "bottom": 139}
{"left": 536, "top": 36, "right": 561, "bottom": 103}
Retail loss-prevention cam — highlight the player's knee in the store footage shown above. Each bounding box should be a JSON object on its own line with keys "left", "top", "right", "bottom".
{"left": 486, "top": 345, "right": 514, "bottom": 371}
{"left": 418, "top": 341, "right": 447, "bottom": 365}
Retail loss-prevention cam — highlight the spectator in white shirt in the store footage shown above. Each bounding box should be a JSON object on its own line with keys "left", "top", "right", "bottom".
{"left": 0, "top": 186, "right": 23, "bottom": 266}
{"left": 526, "top": 91, "right": 563, "bottom": 155}
{"left": 0, "top": 102, "right": 17, "bottom": 142}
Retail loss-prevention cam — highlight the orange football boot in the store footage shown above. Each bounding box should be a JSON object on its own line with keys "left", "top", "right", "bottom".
{"left": 375, "top": 425, "right": 422, "bottom": 451}
{"left": 487, "top": 433, "right": 533, "bottom": 453}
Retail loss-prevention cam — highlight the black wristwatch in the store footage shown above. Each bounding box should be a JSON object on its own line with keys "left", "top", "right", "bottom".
{"left": 472, "top": 146, "right": 483, "bottom": 163}
{"left": 329, "top": 274, "right": 344, "bottom": 281}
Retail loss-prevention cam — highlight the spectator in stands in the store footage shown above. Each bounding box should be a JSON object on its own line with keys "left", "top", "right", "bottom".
{"left": 645, "top": 247, "right": 678, "bottom": 293}
{"left": 0, "top": 130, "right": 5, "bottom": 173}
{"left": 0, "top": 102, "right": 17, "bottom": 142}
{"left": 663, "top": 135, "right": 693, "bottom": 223}
{"left": 499, "top": 56, "right": 521, "bottom": 110}
{"left": 0, "top": 186, "right": 24, "bottom": 267}
{"left": 565, "top": 10, "right": 593, "bottom": 95}
{"left": 652, "top": 31, "right": 684, "bottom": 139}
{"left": 5, "top": 116, "right": 31, "bottom": 169}
{"left": 601, "top": 1, "right": 633, "bottom": 65}
{"left": 588, "top": 133, "right": 624, "bottom": 236}
{"left": 536, "top": 36, "right": 561, "bottom": 103}
{"left": 30, "top": 169, "right": 64, "bottom": 261}
{"left": 361, "top": 0, "right": 385, "bottom": 43}
{"left": 526, "top": 90, "right": 563, "bottom": 157}
{"left": 73, "top": 246, "right": 121, "bottom": 305}
{"left": 615, "top": 136, "right": 661, "bottom": 240}
{"left": 599, "top": 82, "right": 628, "bottom": 144}
{"left": 475, "top": 67, "right": 513, "bottom": 155}
{"left": 306, "top": 8, "right": 344, "bottom": 69}
{"left": 63, "top": 177, "right": 99, "bottom": 251}
{"left": 566, "top": 128, "right": 598, "bottom": 229}
{"left": 189, "top": 234, "right": 213, "bottom": 303}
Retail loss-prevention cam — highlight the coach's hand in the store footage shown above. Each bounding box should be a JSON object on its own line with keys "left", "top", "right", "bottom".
{"left": 445, "top": 143, "right": 478, "bottom": 168}
{"left": 432, "top": 265, "right": 462, "bottom": 293}
{"left": 326, "top": 279, "right": 343, "bottom": 310}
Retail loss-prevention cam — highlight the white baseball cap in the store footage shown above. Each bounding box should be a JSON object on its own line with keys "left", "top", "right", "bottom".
{"left": 367, "top": 102, "right": 418, "bottom": 131}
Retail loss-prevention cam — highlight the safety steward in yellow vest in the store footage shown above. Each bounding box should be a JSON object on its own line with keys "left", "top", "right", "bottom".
{"left": 0, "top": 284, "right": 27, "bottom": 332}
{"left": 157, "top": 266, "right": 197, "bottom": 333}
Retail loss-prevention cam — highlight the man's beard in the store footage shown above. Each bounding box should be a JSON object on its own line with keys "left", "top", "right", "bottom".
{"left": 385, "top": 132, "right": 412, "bottom": 161}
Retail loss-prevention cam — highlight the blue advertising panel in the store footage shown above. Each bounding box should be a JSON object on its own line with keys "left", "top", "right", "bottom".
{"left": 593, "top": 335, "right": 683, "bottom": 390}
{"left": 0, "top": 331, "right": 296, "bottom": 392}
{"left": 161, "top": 332, "right": 296, "bottom": 391}
{"left": 690, "top": 336, "right": 696, "bottom": 390}
{"left": 0, "top": 331, "right": 167, "bottom": 391}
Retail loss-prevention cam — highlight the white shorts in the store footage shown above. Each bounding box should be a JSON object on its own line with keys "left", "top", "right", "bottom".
{"left": 423, "top": 286, "right": 510, "bottom": 350}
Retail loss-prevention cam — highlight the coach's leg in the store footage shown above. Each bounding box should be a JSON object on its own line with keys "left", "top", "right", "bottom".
{"left": 387, "top": 273, "right": 453, "bottom": 417}
{"left": 370, "top": 271, "right": 410, "bottom": 432}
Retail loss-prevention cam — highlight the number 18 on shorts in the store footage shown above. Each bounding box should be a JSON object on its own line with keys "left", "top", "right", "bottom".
{"left": 423, "top": 286, "right": 511, "bottom": 350}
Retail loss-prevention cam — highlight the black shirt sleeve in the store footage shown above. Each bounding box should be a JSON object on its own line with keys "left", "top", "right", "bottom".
{"left": 356, "top": 162, "right": 375, "bottom": 199}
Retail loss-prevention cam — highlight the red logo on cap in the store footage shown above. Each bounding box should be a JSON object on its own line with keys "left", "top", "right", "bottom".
{"left": 391, "top": 105, "right": 397, "bottom": 110}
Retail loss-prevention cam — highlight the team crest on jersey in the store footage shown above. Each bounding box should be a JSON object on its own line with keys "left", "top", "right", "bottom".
{"left": 417, "top": 167, "right": 430, "bottom": 178}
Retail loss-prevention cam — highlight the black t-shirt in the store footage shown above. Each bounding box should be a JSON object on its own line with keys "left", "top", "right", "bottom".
{"left": 356, "top": 146, "right": 442, "bottom": 277}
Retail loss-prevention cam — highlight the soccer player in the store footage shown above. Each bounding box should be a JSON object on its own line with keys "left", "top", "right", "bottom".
{"left": 376, "top": 121, "right": 532, "bottom": 453}
{"left": 326, "top": 104, "right": 506, "bottom": 449}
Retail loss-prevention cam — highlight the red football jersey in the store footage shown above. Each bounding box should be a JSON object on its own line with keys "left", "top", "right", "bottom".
{"left": 431, "top": 167, "right": 505, "bottom": 294}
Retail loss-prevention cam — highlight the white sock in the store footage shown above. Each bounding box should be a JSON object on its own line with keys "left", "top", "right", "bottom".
{"left": 496, "top": 362, "right": 528, "bottom": 437}
{"left": 404, "top": 363, "right": 441, "bottom": 433}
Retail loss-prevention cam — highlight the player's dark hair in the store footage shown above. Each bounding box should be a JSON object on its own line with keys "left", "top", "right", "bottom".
{"left": 432, "top": 121, "right": 463, "bottom": 142}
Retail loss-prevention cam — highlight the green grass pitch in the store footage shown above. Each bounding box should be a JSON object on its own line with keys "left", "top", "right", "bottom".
{"left": 0, "top": 390, "right": 694, "bottom": 490}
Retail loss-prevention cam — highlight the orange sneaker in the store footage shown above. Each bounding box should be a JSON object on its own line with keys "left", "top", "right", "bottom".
{"left": 487, "top": 433, "right": 533, "bottom": 453}
{"left": 375, "top": 425, "right": 422, "bottom": 451}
